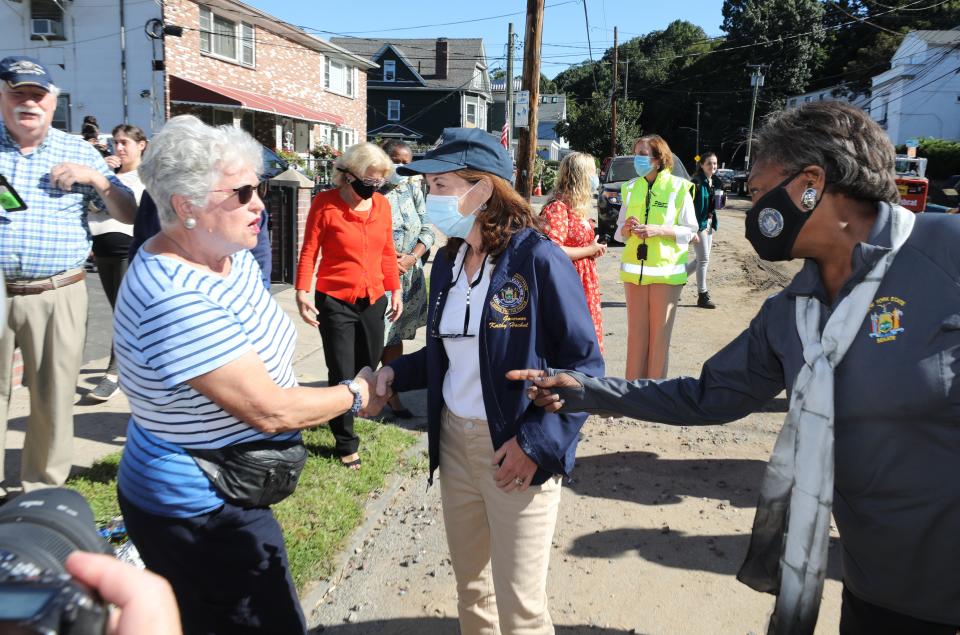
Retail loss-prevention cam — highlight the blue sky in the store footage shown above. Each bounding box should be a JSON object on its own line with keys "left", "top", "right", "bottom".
{"left": 246, "top": 1, "right": 725, "bottom": 78}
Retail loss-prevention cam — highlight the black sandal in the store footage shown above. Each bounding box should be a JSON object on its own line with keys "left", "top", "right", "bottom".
{"left": 340, "top": 456, "right": 361, "bottom": 470}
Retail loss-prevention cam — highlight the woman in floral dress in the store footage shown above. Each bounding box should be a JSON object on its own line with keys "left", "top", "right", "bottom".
{"left": 380, "top": 140, "right": 435, "bottom": 417}
{"left": 540, "top": 152, "right": 606, "bottom": 353}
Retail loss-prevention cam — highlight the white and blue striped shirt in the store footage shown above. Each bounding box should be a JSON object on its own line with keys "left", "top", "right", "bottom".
{"left": 115, "top": 247, "right": 299, "bottom": 517}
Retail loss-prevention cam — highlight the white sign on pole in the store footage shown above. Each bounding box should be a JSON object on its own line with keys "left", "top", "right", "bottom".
{"left": 514, "top": 90, "right": 530, "bottom": 128}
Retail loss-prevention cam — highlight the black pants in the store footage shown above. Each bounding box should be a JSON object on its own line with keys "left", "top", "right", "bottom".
{"left": 95, "top": 255, "right": 128, "bottom": 375}
{"left": 841, "top": 585, "right": 959, "bottom": 635}
{"left": 119, "top": 489, "right": 306, "bottom": 635}
{"left": 316, "top": 291, "right": 387, "bottom": 456}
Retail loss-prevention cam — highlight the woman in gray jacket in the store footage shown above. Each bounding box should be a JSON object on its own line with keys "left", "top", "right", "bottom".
{"left": 509, "top": 101, "right": 960, "bottom": 635}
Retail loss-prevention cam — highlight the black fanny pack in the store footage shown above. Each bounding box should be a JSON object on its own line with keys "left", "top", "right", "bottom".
{"left": 188, "top": 440, "right": 307, "bottom": 508}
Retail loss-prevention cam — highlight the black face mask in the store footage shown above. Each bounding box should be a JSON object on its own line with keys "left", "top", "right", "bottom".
{"left": 744, "top": 172, "right": 821, "bottom": 262}
{"left": 349, "top": 177, "right": 376, "bottom": 200}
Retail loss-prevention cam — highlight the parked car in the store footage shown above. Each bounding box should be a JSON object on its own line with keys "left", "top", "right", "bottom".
{"left": 596, "top": 153, "right": 691, "bottom": 241}
{"left": 732, "top": 169, "right": 749, "bottom": 195}
{"left": 716, "top": 168, "right": 735, "bottom": 191}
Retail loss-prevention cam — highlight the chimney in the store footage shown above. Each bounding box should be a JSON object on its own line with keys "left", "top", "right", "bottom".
{"left": 435, "top": 38, "right": 449, "bottom": 80}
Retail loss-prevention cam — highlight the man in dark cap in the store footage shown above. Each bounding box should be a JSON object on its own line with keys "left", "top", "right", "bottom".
{"left": 0, "top": 55, "right": 135, "bottom": 494}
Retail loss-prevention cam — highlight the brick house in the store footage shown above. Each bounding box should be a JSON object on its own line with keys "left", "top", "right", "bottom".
{"left": 0, "top": 0, "right": 373, "bottom": 154}
{"left": 163, "top": 0, "right": 375, "bottom": 154}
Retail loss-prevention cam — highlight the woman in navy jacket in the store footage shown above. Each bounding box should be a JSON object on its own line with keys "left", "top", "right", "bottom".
{"left": 367, "top": 128, "right": 604, "bottom": 635}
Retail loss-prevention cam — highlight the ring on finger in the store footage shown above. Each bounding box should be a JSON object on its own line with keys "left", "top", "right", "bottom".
{"left": 514, "top": 477, "right": 524, "bottom": 486}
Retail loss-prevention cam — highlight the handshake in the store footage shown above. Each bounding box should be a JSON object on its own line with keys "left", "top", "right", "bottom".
{"left": 352, "top": 367, "right": 583, "bottom": 418}
{"left": 352, "top": 366, "right": 397, "bottom": 418}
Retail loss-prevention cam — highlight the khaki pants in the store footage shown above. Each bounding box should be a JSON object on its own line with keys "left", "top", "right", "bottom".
{"left": 0, "top": 281, "right": 87, "bottom": 491}
{"left": 623, "top": 282, "right": 682, "bottom": 381}
{"left": 439, "top": 408, "right": 562, "bottom": 635}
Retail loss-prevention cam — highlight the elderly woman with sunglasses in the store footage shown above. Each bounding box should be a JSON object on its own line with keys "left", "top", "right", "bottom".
{"left": 114, "top": 115, "right": 376, "bottom": 635}
{"left": 295, "top": 142, "right": 401, "bottom": 469}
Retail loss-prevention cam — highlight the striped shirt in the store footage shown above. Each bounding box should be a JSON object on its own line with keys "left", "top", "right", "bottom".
{"left": 115, "top": 247, "right": 299, "bottom": 517}
{"left": 0, "top": 123, "right": 130, "bottom": 279}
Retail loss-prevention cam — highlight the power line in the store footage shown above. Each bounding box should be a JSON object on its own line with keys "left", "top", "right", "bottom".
{"left": 581, "top": 0, "right": 599, "bottom": 93}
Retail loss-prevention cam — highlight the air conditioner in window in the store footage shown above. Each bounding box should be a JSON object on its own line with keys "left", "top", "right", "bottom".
{"left": 32, "top": 19, "right": 64, "bottom": 36}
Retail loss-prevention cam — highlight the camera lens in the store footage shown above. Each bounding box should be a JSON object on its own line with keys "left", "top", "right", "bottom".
{"left": 0, "top": 489, "right": 112, "bottom": 577}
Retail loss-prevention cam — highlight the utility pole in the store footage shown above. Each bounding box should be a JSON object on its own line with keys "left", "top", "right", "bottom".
{"left": 610, "top": 26, "right": 618, "bottom": 160}
{"left": 515, "top": 0, "right": 544, "bottom": 199}
{"left": 744, "top": 65, "right": 765, "bottom": 171}
{"left": 624, "top": 58, "right": 629, "bottom": 99}
{"left": 695, "top": 100, "right": 701, "bottom": 158}
{"left": 505, "top": 22, "right": 514, "bottom": 152}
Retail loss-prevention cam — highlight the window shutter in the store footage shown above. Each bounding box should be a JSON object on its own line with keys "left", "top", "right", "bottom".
{"left": 240, "top": 22, "right": 255, "bottom": 66}
{"left": 199, "top": 6, "right": 211, "bottom": 53}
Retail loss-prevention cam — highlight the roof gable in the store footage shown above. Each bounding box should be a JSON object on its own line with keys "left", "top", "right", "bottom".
{"left": 371, "top": 43, "right": 427, "bottom": 86}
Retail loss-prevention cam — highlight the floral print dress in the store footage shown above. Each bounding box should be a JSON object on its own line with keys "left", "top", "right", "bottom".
{"left": 541, "top": 200, "right": 604, "bottom": 353}
{"left": 383, "top": 178, "right": 435, "bottom": 346}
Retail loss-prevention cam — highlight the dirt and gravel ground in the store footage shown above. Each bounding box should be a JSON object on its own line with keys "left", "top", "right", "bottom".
{"left": 306, "top": 196, "right": 844, "bottom": 635}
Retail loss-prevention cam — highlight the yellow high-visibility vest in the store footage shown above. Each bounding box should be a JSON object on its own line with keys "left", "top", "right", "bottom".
{"left": 619, "top": 170, "right": 693, "bottom": 286}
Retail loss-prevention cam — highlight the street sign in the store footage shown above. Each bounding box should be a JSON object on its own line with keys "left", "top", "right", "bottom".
{"left": 514, "top": 90, "right": 529, "bottom": 128}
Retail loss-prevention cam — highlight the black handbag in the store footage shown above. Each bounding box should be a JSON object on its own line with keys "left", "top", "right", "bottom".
{"left": 188, "top": 440, "right": 307, "bottom": 508}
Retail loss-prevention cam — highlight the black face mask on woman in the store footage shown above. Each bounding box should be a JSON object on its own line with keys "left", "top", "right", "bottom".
{"left": 349, "top": 177, "right": 377, "bottom": 200}
{"left": 744, "top": 172, "right": 822, "bottom": 262}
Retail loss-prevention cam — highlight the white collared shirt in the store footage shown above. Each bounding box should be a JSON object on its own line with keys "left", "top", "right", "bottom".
{"left": 440, "top": 243, "right": 495, "bottom": 420}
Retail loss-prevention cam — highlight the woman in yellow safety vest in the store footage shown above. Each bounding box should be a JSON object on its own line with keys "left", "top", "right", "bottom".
{"left": 614, "top": 135, "right": 698, "bottom": 380}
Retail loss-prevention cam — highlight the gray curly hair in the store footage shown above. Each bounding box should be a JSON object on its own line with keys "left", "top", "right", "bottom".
{"left": 753, "top": 101, "right": 899, "bottom": 203}
{"left": 138, "top": 115, "right": 263, "bottom": 227}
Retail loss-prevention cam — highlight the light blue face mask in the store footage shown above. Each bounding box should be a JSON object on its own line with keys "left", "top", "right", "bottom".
{"left": 589, "top": 174, "right": 600, "bottom": 190}
{"left": 387, "top": 166, "right": 406, "bottom": 186}
{"left": 634, "top": 155, "right": 654, "bottom": 176}
{"left": 425, "top": 182, "right": 482, "bottom": 239}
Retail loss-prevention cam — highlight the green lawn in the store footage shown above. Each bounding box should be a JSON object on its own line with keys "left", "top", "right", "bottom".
{"left": 67, "top": 419, "right": 418, "bottom": 589}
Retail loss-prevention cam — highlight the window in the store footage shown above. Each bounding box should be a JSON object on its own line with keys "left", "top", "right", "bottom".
{"left": 199, "top": 6, "right": 255, "bottom": 67}
{"left": 387, "top": 99, "right": 400, "bottom": 121}
{"left": 325, "top": 58, "right": 355, "bottom": 97}
{"left": 31, "top": 0, "right": 64, "bottom": 39}
{"left": 383, "top": 60, "right": 396, "bottom": 82}
{"left": 551, "top": 96, "right": 558, "bottom": 103}
{"left": 466, "top": 102, "right": 477, "bottom": 126}
{"left": 52, "top": 94, "right": 70, "bottom": 131}
{"left": 472, "top": 69, "right": 482, "bottom": 90}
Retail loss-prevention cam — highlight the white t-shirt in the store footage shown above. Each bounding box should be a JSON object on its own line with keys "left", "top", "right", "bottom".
{"left": 88, "top": 169, "right": 141, "bottom": 237}
{"left": 440, "top": 243, "right": 495, "bottom": 420}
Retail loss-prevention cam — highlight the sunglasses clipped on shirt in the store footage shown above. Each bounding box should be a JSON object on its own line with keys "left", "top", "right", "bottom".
{"left": 211, "top": 180, "right": 270, "bottom": 205}
{"left": 430, "top": 254, "right": 489, "bottom": 339}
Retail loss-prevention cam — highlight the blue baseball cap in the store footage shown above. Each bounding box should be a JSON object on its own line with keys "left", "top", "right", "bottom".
{"left": 0, "top": 56, "right": 55, "bottom": 91}
{"left": 398, "top": 127, "right": 513, "bottom": 182}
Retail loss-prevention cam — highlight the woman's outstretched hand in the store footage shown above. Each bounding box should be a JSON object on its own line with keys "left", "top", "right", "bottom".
{"left": 504, "top": 369, "right": 583, "bottom": 413}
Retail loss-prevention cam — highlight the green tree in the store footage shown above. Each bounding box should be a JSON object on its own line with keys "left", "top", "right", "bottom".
{"left": 555, "top": 98, "right": 643, "bottom": 158}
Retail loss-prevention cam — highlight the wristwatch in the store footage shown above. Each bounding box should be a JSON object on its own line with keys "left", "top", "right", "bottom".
{"left": 340, "top": 379, "right": 363, "bottom": 414}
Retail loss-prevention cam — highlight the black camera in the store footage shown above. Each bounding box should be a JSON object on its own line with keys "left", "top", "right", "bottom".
{"left": 0, "top": 488, "right": 111, "bottom": 635}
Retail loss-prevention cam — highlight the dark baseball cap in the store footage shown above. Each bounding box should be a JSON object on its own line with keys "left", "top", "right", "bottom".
{"left": 398, "top": 127, "right": 513, "bottom": 182}
{"left": 0, "top": 56, "right": 55, "bottom": 91}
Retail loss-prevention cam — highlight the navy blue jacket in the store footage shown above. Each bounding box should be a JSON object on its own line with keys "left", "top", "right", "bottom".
{"left": 390, "top": 228, "right": 605, "bottom": 486}
{"left": 128, "top": 191, "right": 272, "bottom": 287}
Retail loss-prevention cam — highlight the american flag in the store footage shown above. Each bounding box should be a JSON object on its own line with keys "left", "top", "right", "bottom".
{"left": 500, "top": 120, "right": 509, "bottom": 149}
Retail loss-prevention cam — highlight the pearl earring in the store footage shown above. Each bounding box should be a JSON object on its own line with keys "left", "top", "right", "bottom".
{"left": 183, "top": 217, "right": 197, "bottom": 230}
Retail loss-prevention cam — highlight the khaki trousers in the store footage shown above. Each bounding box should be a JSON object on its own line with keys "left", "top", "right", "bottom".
{"left": 623, "top": 282, "right": 682, "bottom": 381}
{"left": 0, "top": 281, "right": 87, "bottom": 490}
{"left": 439, "top": 408, "right": 562, "bottom": 635}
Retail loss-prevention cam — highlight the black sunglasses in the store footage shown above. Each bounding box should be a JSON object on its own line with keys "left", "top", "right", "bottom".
{"left": 212, "top": 180, "right": 270, "bottom": 205}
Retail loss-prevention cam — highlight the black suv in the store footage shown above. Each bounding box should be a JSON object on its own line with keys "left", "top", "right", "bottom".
{"left": 596, "top": 154, "right": 691, "bottom": 240}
